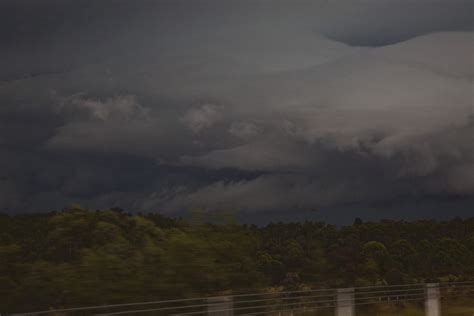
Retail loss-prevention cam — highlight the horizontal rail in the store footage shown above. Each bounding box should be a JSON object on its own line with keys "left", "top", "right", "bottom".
{"left": 94, "top": 293, "right": 437, "bottom": 315}
{"left": 9, "top": 281, "right": 474, "bottom": 316}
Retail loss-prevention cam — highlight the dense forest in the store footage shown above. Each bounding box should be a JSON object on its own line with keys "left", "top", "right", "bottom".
{"left": 1, "top": 206, "right": 474, "bottom": 313}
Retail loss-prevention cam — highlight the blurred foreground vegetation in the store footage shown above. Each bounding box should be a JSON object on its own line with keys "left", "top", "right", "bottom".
{"left": 1, "top": 206, "right": 474, "bottom": 312}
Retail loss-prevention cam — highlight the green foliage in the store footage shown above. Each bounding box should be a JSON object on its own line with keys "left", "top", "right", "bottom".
{"left": 1, "top": 209, "right": 474, "bottom": 313}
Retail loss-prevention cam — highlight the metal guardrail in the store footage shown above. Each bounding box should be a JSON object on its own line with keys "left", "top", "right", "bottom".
{"left": 8, "top": 281, "right": 474, "bottom": 316}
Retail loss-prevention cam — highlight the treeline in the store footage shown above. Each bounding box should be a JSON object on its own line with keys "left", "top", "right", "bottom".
{"left": 1, "top": 206, "right": 474, "bottom": 312}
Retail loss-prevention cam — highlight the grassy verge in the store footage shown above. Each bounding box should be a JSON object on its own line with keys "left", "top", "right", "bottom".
{"left": 290, "top": 300, "right": 474, "bottom": 315}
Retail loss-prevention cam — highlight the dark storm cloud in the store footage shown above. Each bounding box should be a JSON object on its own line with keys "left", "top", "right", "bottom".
{"left": 0, "top": 0, "right": 472, "bottom": 222}
{"left": 320, "top": 0, "right": 474, "bottom": 46}
{"left": 1, "top": 0, "right": 472, "bottom": 81}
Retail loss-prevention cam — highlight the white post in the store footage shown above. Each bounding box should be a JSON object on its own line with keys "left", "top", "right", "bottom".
{"left": 208, "top": 296, "right": 233, "bottom": 316}
{"left": 425, "top": 283, "right": 441, "bottom": 316}
{"left": 336, "top": 288, "right": 354, "bottom": 316}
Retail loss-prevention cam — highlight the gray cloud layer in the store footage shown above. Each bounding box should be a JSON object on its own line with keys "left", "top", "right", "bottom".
{"left": 0, "top": 0, "right": 472, "bottom": 221}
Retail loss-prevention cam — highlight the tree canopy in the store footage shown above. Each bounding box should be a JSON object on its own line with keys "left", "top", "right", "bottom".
{"left": 1, "top": 208, "right": 473, "bottom": 313}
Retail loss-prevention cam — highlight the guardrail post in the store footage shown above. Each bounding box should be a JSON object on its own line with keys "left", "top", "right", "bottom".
{"left": 336, "top": 288, "right": 354, "bottom": 316}
{"left": 208, "top": 296, "right": 233, "bottom": 316}
{"left": 425, "top": 283, "right": 441, "bottom": 316}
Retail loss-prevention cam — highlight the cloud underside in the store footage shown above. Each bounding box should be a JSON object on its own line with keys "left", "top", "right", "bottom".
{"left": 0, "top": 1, "right": 472, "bottom": 217}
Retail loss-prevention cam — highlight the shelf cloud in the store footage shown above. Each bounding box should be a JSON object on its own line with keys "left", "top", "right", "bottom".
{"left": 0, "top": 0, "right": 472, "bottom": 221}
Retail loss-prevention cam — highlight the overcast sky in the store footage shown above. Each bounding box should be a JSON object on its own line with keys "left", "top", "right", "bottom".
{"left": 0, "top": 0, "right": 473, "bottom": 222}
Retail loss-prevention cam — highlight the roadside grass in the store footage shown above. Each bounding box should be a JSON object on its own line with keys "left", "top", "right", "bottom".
{"left": 442, "top": 301, "right": 474, "bottom": 316}
{"left": 245, "top": 298, "right": 474, "bottom": 315}
{"left": 355, "top": 302, "right": 474, "bottom": 316}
